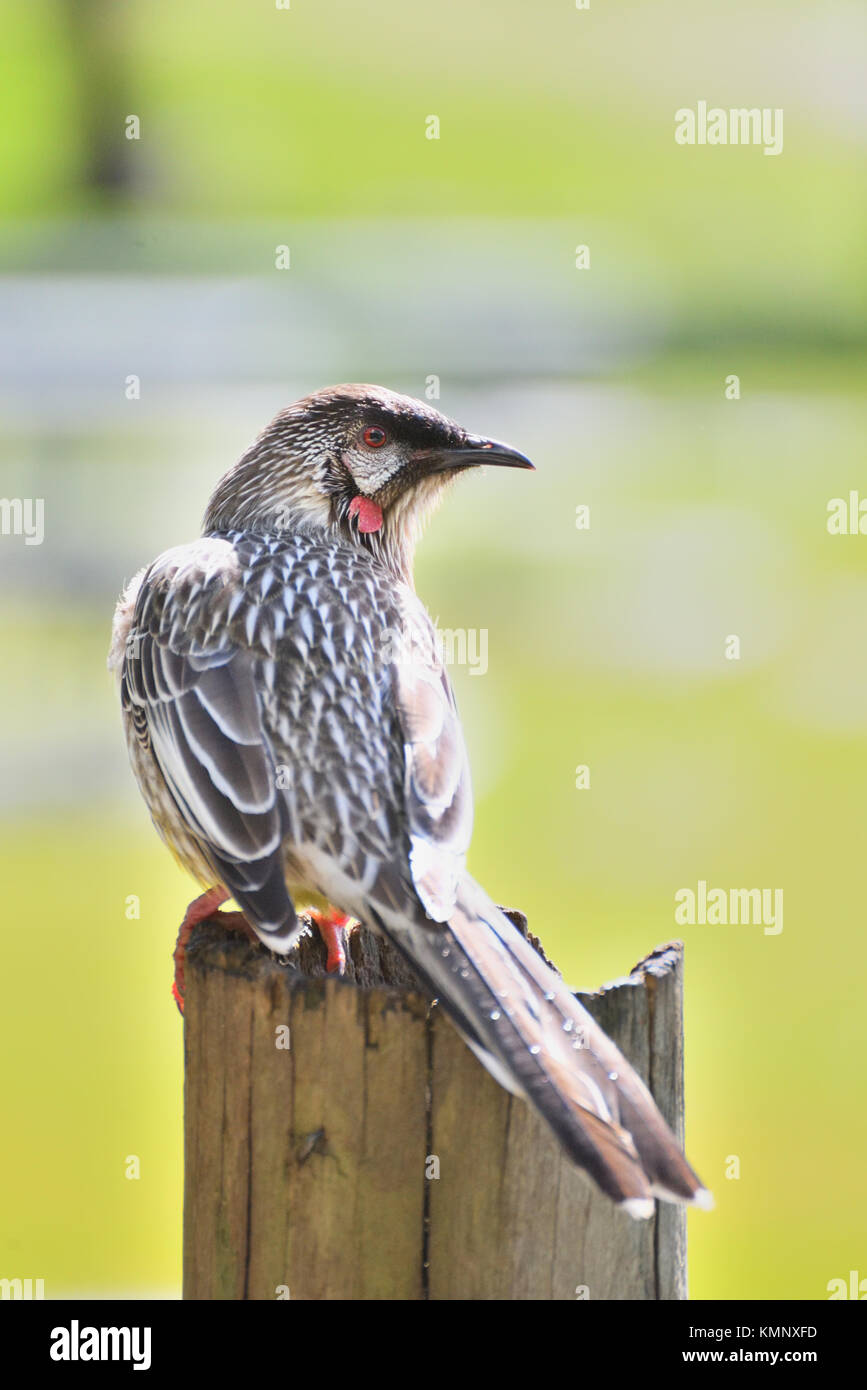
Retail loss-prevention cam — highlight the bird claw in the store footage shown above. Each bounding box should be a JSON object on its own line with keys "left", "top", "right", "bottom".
{"left": 272, "top": 952, "right": 300, "bottom": 971}
{"left": 171, "top": 886, "right": 253, "bottom": 1015}
{"left": 308, "top": 909, "right": 351, "bottom": 975}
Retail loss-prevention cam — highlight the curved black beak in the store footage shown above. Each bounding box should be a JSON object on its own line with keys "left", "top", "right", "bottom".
{"left": 415, "top": 433, "right": 535, "bottom": 475}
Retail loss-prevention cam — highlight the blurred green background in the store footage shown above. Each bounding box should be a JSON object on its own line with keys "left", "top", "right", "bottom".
{"left": 1, "top": 0, "right": 865, "bottom": 1299}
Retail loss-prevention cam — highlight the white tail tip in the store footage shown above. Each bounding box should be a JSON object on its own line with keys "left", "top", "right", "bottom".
{"left": 691, "top": 1186, "right": 715, "bottom": 1211}
{"left": 621, "top": 1196, "right": 655, "bottom": 1220}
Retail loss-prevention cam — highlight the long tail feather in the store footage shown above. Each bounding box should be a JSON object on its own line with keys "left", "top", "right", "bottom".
{"left": 376, "top": 874, "right": 711, "bottom": 1217}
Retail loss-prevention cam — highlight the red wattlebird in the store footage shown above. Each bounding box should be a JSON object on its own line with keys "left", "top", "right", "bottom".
{"left": 110, "top": 385, "right": 711, "bottom": 1217}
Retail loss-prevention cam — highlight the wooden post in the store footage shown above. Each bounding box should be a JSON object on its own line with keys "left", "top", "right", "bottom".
{"left": 183, "top": 912, "right": 689, "bottom": 1301}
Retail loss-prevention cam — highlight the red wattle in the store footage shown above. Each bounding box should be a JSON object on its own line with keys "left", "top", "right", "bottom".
{"left": 348, "top": 496, "right": 383, "bottom": 533}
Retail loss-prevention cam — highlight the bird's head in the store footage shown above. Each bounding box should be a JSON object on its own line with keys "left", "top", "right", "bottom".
{"left": 202, "top": 384, "right": 534, "bottom": 580}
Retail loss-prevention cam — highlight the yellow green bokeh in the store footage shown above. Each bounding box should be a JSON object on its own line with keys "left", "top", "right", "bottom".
{"left": 1, "top": 0, "right": 864, "bottom": 1299}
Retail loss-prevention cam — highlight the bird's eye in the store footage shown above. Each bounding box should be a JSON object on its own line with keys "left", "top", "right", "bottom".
{"left": 362, "top": 426, "right": 387, "bottom": 448}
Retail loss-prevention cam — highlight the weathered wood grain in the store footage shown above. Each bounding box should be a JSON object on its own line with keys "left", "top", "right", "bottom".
{"left": 183, "top": 914, "right": 689, "bottom": 1300}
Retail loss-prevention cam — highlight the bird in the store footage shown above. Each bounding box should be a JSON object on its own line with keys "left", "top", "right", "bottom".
{"left": 109, "top": 383, "right": 712, "bottom": 1218}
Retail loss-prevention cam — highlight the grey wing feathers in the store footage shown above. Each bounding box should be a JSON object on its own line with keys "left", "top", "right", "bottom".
{"left": 393, "top": 650, "right": 473, "bottom": 923}
{"left": 120, "top": 546, "right": 298, "bottom": 941}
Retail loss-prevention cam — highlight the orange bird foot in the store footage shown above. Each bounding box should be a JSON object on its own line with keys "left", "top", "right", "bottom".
{"left": 308, "top": 909, "right": 352, "bottom": 975}
{"left": 172, "top": 887, "right": 256, "bottom": 1014}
